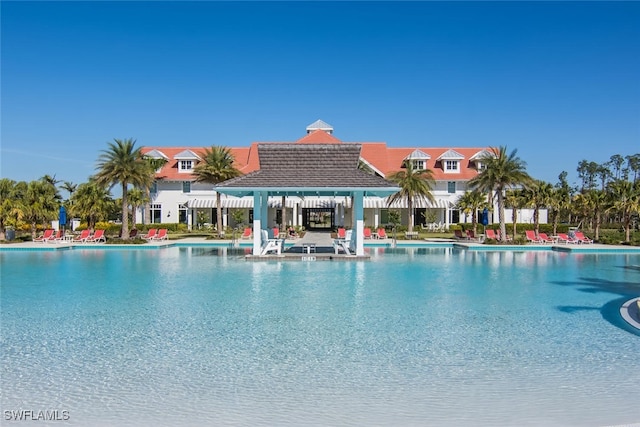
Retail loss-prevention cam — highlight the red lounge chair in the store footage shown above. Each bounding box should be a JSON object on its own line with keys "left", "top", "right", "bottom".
{"left": 86, "top": 229, "right": 106, "bottom": 243}
{"left": 557, "top": 233, "right": 578, "bottom": 244}
{"left": 574, "top": 231, "right": 593, "bottom": 244}
{"left": 337, "top": 228, "right": 346, "bottom": 239}
{"left": 376, "top": 228, "right": 387, "bottom": 239}
{"left": 525, "top": 230, "right": 543, "bottom": 243}
{"left": 466, "top": 230, "right": 480, "bottom": 241}
{"left": 72, "top": 229, "right": 91, "bottom": 243}
{"left": 240, "top": 228, "right": 252, "bottom": 239}
{"left": 363, "top": 227, "right": 372, "bottom": 239}
{"left": 538, "top": 232, "right": 554, "bottom": 243}
{"left": 153, "top": 229, "right": 168, "bottom": 241}
{"left": 454, "top": 229, "right": 467, "bottom": 240}
{"left": 485, "top": 229, "right": 498, "bottom": 240}
{"left": 48, "top": 230, "right": 64, "bottom": 243}
{"left": 34, "top": 229, "right": 55, "bottom": 243}
{"left": 142, "top": 229, "right": 157, "bottom": 240}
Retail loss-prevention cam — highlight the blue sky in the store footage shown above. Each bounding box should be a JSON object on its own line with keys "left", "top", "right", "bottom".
{"left": 2, "top": 1, "right": 639, "bottom": 189}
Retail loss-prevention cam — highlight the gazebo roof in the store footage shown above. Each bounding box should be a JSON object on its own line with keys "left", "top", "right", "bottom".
{"left": 215, "top": 144, "right": 398, "bottom": 197}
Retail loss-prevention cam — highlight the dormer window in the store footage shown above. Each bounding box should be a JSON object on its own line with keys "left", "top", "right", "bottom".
{"left": 437, "top": 149, "right": 464, "bottom": 174}
{"left": 404, "top": 149, "right": 430, "bottom": 171}
{"left": 174, "top": 149, "right": 201, "bottom": 174}
{"left": 445, "top": 160, "right": 459, "bottom": 172}
{"left": 470, "top": 149, "right": 494, "bottom": 173}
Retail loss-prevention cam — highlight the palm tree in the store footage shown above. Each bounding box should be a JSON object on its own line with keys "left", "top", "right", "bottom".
{"left": 523, "top": 180, "right": 554, "bottom": 235}
{"left": 60, "top": 181, "right": 77, "bottom": 202}
{"left": 192, "top": 146, "right": 242, "bottom": 237}
{"left": 387, "top": 161, "right": 435, "bottom": 233}
{"left": 504, "top": 189, "right": 526, "bottom": 239}
{"left": 455, "top": 190, "right": 488, "bottom": 235}
{"left": 94, "top": 138, "right": 153, "bottom": 239}
{"left": 127, "top": 187, "right": 149, "bottom": 228}
{"left": 70, "top": 181, "right": 114, "bottom": 230}
{"left": 0, "top": 178, "right": 20, "bottom": 240}
{"left": 468, "top": 146, "right": 533, "bottom": 242}
{"left": 583, "top": 189, "right": 608, "bottom": 240}
{"left": 607, "top": 179, "right": 640, "bottom": 242}
{"left": 22, "top": 179, "right": 60, "bottom": 238}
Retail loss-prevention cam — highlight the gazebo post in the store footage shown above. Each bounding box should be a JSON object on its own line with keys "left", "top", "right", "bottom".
{"left": 353, "top": 191, "right": 365, "bottom": 256}
{"left": 252, "top": 191, "right": 263, "bottom": 255}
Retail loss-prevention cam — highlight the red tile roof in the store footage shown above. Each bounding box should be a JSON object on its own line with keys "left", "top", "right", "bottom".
{"left": 142, "top": 132, "right": 488, "bottom": 182}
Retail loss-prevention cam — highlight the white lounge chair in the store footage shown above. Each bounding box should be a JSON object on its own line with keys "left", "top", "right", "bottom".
{"left": 260, "top": 229, "right": 282, "bottom": 255}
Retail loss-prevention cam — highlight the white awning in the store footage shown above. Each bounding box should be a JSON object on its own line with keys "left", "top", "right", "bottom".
{"left": 187, "top": 196, "right": 452, "bottom": 210}
{"left": 223, "top": 197, "right": 253, "bottom": 208}
{"left": 187, "top": 199, "right": 217, "bottom": 208}
{"left": 371, "top": 198, "right": 452, "bottom": 209}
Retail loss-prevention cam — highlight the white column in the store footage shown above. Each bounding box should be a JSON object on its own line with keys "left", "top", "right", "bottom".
{"left": 353, "top": 191, "right": 365, "bottom": 256}
{"left": 252, "top": 192, "right": 263, "bottom": 255}
{"left": 292, "top": 202, "right": 298, "bottom": 227}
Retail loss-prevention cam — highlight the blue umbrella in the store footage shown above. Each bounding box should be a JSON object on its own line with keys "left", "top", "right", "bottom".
{"left": 59, "top": 206, "right": 67, "bottom": 227}
{"left": 481, "top": 208, "right": 489, "bottom": 226}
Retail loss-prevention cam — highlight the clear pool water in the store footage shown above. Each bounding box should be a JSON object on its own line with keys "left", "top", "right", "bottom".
{"left": 2, "top": 248, "right": 639, "bottom": 426}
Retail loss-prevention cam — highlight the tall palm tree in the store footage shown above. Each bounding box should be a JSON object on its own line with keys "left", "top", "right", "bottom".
{"left": 71, "top": 181, "right": 114, "bottom": 230}
{"left": 455, "top": 190, "right": 488, "bottom": 235}
{"left": 607, "top": 179, "right": 640, "bottom": 242}
{"left": 192, "top": 146, "right": 242, "bottom": 237}
{"left": 468, "top": 146, "right": 533, "bottom": 242}
{"left": 94, "top": 138, "right": 153, "bottom": 239}
{"left": 387, "top": 161, "right": 435, "bottom": 233}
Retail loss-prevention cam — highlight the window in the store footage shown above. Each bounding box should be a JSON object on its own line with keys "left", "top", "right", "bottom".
{"left": 151, "top": 182, "right": 158, "bottom": 194}
{"left": 476, "top": 162, "right": 486, "bottom": 171}
{"left": 445, "top": 160, "right": 459, "bottom": 172}
{"left": 447, "top": 181, "right": 456, "bottom": 194}
{"left": 179, "top": 160, "right": 193, "bottom": 172}
{"left": 412, "top": 160, "right": 425, "bottom": 170}
{"left": 178, "top": 203, "right": 188, "bottom": 224}
{"left": 182, "top": 181, "right": 191, "bottom": 193}
{"left": 151, "top": 204, "right": 162, "bottom": 224}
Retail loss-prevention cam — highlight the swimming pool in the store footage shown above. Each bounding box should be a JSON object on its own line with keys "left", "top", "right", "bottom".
{"left": 2, "top": 247, "right": 639, "bottom": 426}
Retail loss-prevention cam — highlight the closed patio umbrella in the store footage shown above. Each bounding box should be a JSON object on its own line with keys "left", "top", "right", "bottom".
{"left": 59, "top": 206, "right": 67, "bottom": 233}
{"left": 481, "top": 208, "right": 489, "bottom": 234}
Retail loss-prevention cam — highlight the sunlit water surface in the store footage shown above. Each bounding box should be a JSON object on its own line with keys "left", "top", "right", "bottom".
{"left": 2, "top": 247, "right": 639, "bottom": 426}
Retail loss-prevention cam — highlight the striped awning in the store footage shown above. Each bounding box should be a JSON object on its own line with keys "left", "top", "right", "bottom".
{"left": 187, "top": 196, "right": 453, "bottom": 210}
{"left": 366, "top": 198, "right": 452, "bottom": 209}
{"left": 187, "top": 199, "right": 217, "bottom": 208}
{"left": 187, "top": 197, "right": 254, "bottom": 209}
